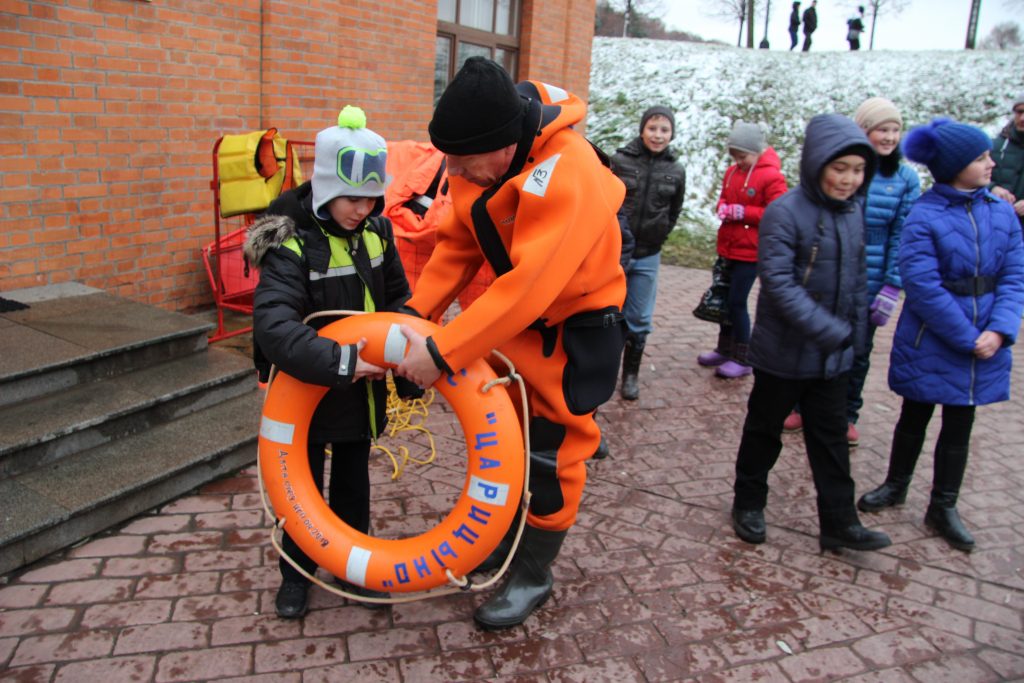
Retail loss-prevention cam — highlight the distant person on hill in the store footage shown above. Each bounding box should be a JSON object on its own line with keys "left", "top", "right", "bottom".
{"left": 802, "top": 0, "right": 818, "bottom": 52}
{"left": 245, "top": 106, "right": 421, "bottom": 619}
{"left": 857, "top": 119, "right": 1024, "bottom": 552}
{"left": 698, "top": 122, "right": 788, "bottom": 379}
{"left": 989, "top": 90, "right": 1024, "bottom": 228}
{"left": 789, "top": 1, "right": 802, "bottom": 50}
{"left": 784, "top": 98, "right": 921, "bottom": 446}
{"left": 730, "top": 114, "right": 892, "bottom": 553}
{"left": 846, "top": 6, "right": 865, "bottom": 51}
{"left": 610, "top": 105, "right": 686, "bottom": 400}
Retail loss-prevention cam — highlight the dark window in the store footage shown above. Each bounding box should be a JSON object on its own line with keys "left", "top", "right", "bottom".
{"left": 435, "top": 0, "right": 520, "bottom": 103}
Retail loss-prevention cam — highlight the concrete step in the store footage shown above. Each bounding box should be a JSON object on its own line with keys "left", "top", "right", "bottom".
{"left": 0, "top": 283, "right": 213, "bottom": 408}
{"left": 0, "top": 347, "right": 258, "bottom": 480}
{"left": 0, "top": 390, "right": 264, "bottom": 575}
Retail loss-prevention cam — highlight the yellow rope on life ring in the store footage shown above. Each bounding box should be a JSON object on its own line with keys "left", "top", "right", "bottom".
{"left": 372, "top": 378, "right": 438, "bottom": 480}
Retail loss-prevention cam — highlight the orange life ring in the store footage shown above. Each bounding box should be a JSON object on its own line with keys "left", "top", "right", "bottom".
{"left": 258, "top": 311, "right": 525, "bottom": 593}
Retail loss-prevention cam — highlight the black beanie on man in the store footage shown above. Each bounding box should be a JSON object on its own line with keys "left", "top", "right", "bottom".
{"left": 429, "top": 56, "right": 525, "bottom": 155}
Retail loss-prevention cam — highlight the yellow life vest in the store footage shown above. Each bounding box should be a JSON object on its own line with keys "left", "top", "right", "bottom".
{"left": 217, "top": 128, "right": 304, "bottom": 218}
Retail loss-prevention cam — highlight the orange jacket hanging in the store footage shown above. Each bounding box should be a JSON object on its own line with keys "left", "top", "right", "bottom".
{"left": 407, "top": 80, "right": 627, "bottom": 372}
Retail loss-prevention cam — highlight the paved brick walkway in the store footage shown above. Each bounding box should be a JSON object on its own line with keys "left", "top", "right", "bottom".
{"left": 2, "top": 265, "right": 1022, "bottom": 682}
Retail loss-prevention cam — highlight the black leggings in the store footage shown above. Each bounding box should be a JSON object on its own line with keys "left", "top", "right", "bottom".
{"left": 896, "top": 399, "right": 975, "bottom": 450}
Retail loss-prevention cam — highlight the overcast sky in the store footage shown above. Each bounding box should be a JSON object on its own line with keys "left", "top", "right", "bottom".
{"left": 661, "top": 0, "right": 1016, "bottom": 52}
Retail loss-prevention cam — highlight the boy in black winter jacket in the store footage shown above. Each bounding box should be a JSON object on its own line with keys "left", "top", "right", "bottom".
{"left": 244, "top": 106, "right": 418, "bottom": 619}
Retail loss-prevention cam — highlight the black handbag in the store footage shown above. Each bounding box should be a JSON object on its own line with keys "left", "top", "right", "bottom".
{"left": 693, "top": 256, "right": 731, "bottom": 323}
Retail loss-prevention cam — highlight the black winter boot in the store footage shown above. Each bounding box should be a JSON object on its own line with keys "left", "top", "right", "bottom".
{"left": 819, "top": 508, "right": 891, "bottom": 552}
{"left": 620, "top": 336, "right": 645, "bottom": 401}
{"left": 275, "top": 580, "right": 309, "bottom": 619}
{"left": 857, "top": 428, "right": 926, "bottom": 512}
{"left": 925, "top": 445, "right": 974, "bottom": 551}
{"left": 473, "top": 526, "right": 567, "bottom": 630}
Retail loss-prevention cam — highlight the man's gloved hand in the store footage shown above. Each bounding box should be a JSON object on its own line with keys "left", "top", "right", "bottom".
{"left": 869, "top": 284, "right": 900, "bottom": 327}
{"left": 717, "top": 203, "right": 729, "bottom": 221}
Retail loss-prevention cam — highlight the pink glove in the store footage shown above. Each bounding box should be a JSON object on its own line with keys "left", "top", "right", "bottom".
{"left": 717, "top": 204, "right": 745, "bottom": 221}
{"left": 870, "top": 284, "right": 900, "bottom": 327}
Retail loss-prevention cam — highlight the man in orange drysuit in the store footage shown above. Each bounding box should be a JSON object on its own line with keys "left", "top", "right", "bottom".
{"left": 395, "top": 57, "right": 627, "bottom": 629}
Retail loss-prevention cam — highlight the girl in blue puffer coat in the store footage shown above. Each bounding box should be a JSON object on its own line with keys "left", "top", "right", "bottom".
{"left": 857, "top": 118, "right": 1024, "bottom": 552}
{"left": 847, "top": 98, "right": 921, "bottom": 442}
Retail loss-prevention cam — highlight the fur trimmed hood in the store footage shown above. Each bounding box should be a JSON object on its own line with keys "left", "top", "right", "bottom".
{"left": 243, "top": 213, "right": 297, "bottom": 267}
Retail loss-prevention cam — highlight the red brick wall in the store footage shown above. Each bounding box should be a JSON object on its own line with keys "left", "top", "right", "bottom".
{"left": 520, "top": 0, "right": 596, "bottom": 105}
{"left": 0, "top": 0, "right": 594, "bottom": 311}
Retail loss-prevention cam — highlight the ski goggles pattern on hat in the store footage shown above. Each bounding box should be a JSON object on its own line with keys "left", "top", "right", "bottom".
{"left": 337, "top": 146, "right": 387, "bottom": 187}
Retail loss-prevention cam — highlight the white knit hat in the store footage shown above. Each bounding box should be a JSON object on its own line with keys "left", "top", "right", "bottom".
{"left": 312, "top": 106, "right": 390, "bottom": 219}
{"left": 854, "top": 97, "right": 903, "bottom": 132}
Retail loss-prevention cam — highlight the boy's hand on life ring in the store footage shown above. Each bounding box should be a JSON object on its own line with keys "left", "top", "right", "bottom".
{"left": 353, "top": 337, "right": 386, "bottom": 381}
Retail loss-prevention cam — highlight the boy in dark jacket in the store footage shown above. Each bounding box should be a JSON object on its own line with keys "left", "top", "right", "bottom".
{"left": 244, "top": 107, "right": 418, "bottom": 619}
{"left": 730, "top": 114, "right": 892, "bottom": 553}
{"left": 610, "top": 105, "right": 686, "bottom": 400}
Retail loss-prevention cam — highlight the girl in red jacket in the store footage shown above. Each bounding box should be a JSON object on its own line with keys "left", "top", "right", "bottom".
{"left": 700, "top": 121, "right": 789, "bottom": 377}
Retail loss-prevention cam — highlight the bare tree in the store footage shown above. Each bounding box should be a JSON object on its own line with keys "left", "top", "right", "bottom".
{"left": 980, "top": 21, "right": 1022, "bottom": 48}
{"left": 704, "top": 0, "right": 763, "bottom": 47}
{"left": 864, "top": 0, "right": 911, "bottom": 50}
{"left": 604, "top": 0, "right": 666, "bottom": 37}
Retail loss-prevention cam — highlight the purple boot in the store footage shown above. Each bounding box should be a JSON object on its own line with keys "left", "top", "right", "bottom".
{"left": 698, "top": 327, "right": 732, "bottom": 367}
{"left": 715, "top": 343, "right": 752, "bottom": 378}
{"left": 698, "top": 350, "right": 728, "bottom": 366}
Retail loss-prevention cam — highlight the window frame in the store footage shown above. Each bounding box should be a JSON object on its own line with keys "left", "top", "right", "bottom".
{"left": 436, "top": 0, "right": 520, "bottom": 101}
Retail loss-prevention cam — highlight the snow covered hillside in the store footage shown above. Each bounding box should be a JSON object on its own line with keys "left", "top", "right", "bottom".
{"left": 586, "top": 37, "right": 1024, "bottom": 232}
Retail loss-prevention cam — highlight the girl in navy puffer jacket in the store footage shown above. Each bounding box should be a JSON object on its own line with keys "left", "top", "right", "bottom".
{"left": 857, "top": 118, "right": 1024, "bottom": 553}
{"left": 730, "top": 114, "right": 892, "bottom": 553}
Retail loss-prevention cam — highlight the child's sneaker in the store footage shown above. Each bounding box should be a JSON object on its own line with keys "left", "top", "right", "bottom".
{"left": 697, "top": 349, "right": 729, "bottom": 366}
{"left": 847, "top": 423, "right": 860, "bottom": 446}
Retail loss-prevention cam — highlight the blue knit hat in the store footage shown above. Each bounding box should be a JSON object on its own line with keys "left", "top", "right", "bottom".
{"left": 902, "top": 118, "right": 991, "bottom": 183}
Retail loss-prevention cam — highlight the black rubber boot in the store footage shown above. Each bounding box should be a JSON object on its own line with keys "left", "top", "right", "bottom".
{"left": 620, "top": 337, "right": 645, "bottom": 401}
{"left": 857, "top": 428, "right": 926, "bottom": 512}
{"left": 591, "top": 434, "right": 610, "bottom": 460}
{"left": 473, "top": 526, "right": 567, "bottom": 630}
{"left": 819, "top": 509, "right": 891, "bottom": 552}
{"left": 925, "top": 445, "right": 974, "bottom": 552}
